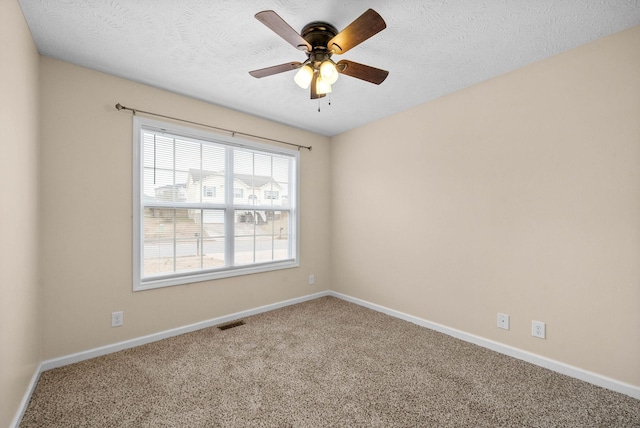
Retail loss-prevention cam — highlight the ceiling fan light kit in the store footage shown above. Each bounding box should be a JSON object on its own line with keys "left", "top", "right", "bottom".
{"left": 250, "top": 9, "right": 389, "bottom": 99}
{"left": 294, "top": 64, "right": 314, "bottom": 89}
{"left": 320, "top": 60, "right": 339, "bottom": 84}
{"left": 316, "top": 75, "right": 332, "bottom": 95}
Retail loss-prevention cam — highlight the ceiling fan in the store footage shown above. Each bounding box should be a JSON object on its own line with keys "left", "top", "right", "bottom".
{"left": 249, "top": 9, "right": 389, "bottom": 99}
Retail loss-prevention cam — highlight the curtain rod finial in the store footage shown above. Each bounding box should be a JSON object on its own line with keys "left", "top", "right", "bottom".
{"left": 115, "top": 103, "right": 124, "bottom": 110}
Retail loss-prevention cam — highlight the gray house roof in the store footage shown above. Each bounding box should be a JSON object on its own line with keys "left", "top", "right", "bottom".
{"left": 188, "top": 169, "right": 280, "bottom": 189}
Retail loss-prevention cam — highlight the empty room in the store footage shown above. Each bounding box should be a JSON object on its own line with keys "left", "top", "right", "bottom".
{"left": 3, "top": 1, "right": 640, "bottom": 426}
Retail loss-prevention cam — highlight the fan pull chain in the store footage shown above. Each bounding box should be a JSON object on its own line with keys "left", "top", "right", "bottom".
{"left": 316, "top": 96, "right": 335, "bottom": 113}
{"left": 317, "top": 97, "right": 333, "bottom": 113}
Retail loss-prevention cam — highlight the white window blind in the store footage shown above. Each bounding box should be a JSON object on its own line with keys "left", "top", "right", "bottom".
{"left": 133, "top": 117, "right": 299, "bottom": 291}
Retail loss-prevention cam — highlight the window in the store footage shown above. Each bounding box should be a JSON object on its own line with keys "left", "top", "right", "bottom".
{"left": 264, "top": 190, "right": 279, "bottom": 200}
{"left": 133, "top": 117, "right": 299, "bottom": 291}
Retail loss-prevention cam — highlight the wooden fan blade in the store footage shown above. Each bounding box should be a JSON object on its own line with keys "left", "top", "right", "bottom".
{"left": 328, "top": 9, "right": 386, "bottom": 54}
{"left": 249, "top": 62, "right": 302, "bottom": 78}
{"left": 255, "top": 10, "right": 311, "bottom": 51}
{"left": 336, "top": 60, "right": 389, "bottom": 84}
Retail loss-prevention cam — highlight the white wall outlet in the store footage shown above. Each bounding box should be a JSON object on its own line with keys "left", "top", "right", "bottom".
{"left": 497, "top": 313, "right": 510, "bottom": 330}
{"left": 111, "top": 311, "right": 123, "bottom": 327}
{"left": 308, "top": 274, "right": 315, "bottom": 285}
{"left": 532, "top": 320, "right": 546, "bottom": 339}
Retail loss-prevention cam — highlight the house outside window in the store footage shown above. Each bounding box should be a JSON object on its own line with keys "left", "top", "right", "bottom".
{"left": 133, "top": 117, "right": 299, "bottom": 291}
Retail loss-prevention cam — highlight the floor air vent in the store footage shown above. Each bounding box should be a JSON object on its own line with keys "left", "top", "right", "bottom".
{"left": 217, "top": 320, "right": 245, "bottom": 331}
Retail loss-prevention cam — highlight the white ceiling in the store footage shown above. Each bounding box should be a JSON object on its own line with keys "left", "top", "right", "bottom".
{"left": 18, "top": 1, "right": 640, "bottom": 136}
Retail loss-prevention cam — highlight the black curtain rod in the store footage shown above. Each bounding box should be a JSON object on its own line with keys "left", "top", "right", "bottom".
{"left": 115, "top": 103, "right": 312, "bottom": 151}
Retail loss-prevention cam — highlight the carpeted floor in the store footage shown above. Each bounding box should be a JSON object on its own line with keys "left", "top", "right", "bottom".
{"left": 20, "top": 296, "right": 640, "bottom": 427}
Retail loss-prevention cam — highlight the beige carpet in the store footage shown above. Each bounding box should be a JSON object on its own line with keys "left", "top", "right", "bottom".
{"left": 20, "top": 296, "right": 640, "bottom": 427}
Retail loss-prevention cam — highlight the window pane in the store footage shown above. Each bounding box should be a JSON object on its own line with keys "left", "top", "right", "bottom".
{"left": 174, "top": 207, "right": 203, "bottom": 273}
{"left": 202, "top": 238, "right": 225, "bottom": 269}
{"left": 232, "top": 149, "right": 292, "bottom": 207}
{"left": 255, "top": 153, "right": 274, "bottom": 207}
{"left": 271, "top": 211, "right": 290, "bottom": 261}
{"left": 273, "top": 156, "right": 290, "bottom": 207}
{"left": 254, "top": 153, "right": 272, "bottom": 177}
{"left": 234, "top": 210, "right": 290, "bottom": 265}
{"left": 175, "top": 235, "right": 203, "bottom": 273}
{"left": 234, "top": 209, "right": 255, "bottom": 265}
{"left": 144, "top": 135, "right": 173, "bottom": 170}
{"left": 201, "top": 209, "right": 225, "bottom": 269}
{"left": 145, "top": 169, "right": 178, "bottom": 202}
{"left": 234, "top": 235, "right": 255, "bottom": 265}
{"left": 202, "top": 144, "right": 225, "bottom": 172}
{"left": 144, "top": 239, "right": 175, "bottom": 277}
{"left": 175, "top": 139, "right": 200, "bottom": 173}
{"left": 143, "top": 207, "right": 176, "bottom": 277}
{"left": 255, "top": 235, "right": 274, "bottom": 263}
{"left": 234, "top": 149, "right": 255, "bottom": 203}
{"left": 144, "top": 208, "right": 225, "bottom": 275}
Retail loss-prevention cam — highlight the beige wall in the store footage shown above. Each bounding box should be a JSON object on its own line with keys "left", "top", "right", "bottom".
{"left": 38, "top": 57, "right": 331, "bottom": 360}
{"left": 0, "top": 1, "right": 41, "bottom": 426}
{"left": 331, "top": 26, "right": 640, "bottom": 387}
{"left": 5, "top": 4, "right": 639, "bottom": 422}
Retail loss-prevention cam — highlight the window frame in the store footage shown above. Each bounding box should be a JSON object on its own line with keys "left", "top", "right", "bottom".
{"left": 133, "top": 116, "right": 300, "bottom": 291}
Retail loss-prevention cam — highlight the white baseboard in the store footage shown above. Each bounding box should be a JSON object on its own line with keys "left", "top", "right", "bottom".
{"left": 13, "top": 288, "right": 638, "bottom": 426}
{"left": 10, "top": 365, "right": 43, "bottom": 428}
{"left": 328, "top": 291, "right": 640, "bottom": 400}
{"left": 13, "top": 291, "right": 330, "bottom": 427}
{"left": 41, "top": 290, "right": 331, "bottom": 371}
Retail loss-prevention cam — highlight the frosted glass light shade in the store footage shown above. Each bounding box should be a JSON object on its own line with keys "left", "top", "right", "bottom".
{"left": 294, "top": 65, "right": 314, "bottom": 89}
{"left": 316, "top": 76, "right": 332, "bottom": 94}
{"left": 320, "top": 60, "right": 339, "bottom": 84}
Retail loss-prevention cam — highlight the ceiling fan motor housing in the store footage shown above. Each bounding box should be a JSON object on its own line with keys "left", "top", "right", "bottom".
{"left": 301, "top": 22, "right": 338, "bottom": 63}
{"left": 302, "top": 22, "right": 338, "bottom": 49}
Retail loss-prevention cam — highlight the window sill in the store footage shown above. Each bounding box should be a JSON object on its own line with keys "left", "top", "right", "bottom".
{"left": 134, "top": 259, "right": 299, "bottom": 291}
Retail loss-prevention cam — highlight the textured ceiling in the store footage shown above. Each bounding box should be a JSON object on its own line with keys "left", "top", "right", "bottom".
{"left": 17, "top": 1, "right": 640, "bottom": 136}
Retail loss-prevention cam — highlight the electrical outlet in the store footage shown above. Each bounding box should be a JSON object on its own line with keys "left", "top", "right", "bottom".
{"left": 308, "top": 274, "right": 315, "bottom": 285}
{"left": 111, "top": 311, "right": 123, "bottom": 327}
{"left": 497, "top": 313, "right": 510, "bottom": 330}
{"left": 532, "top": 320, "right": 546, "bottom": 339}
